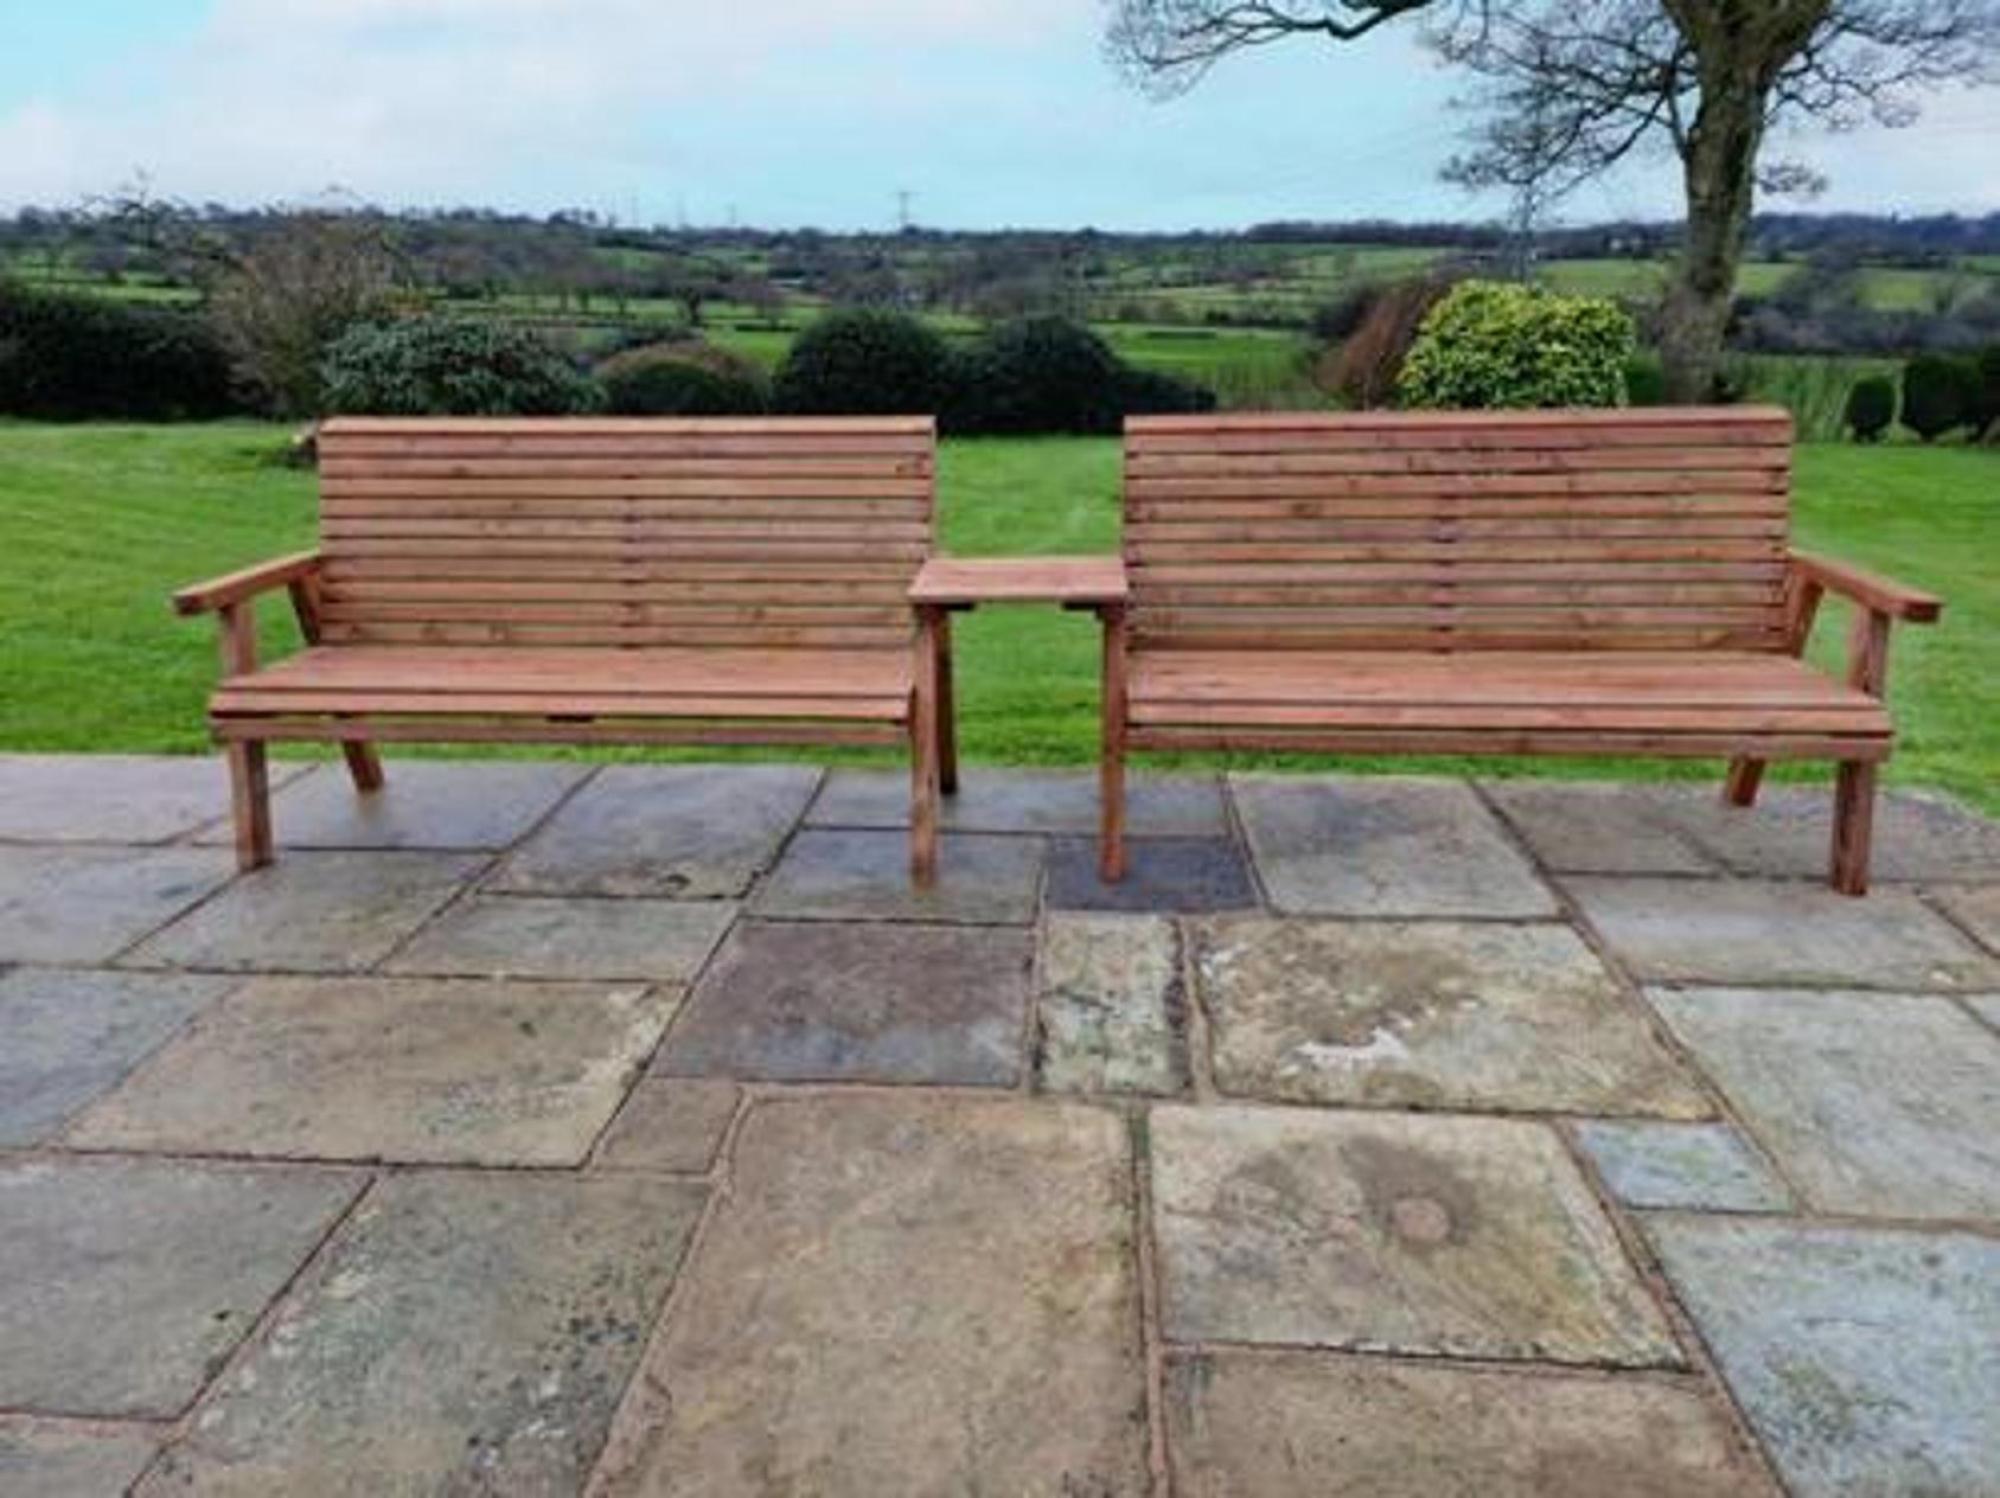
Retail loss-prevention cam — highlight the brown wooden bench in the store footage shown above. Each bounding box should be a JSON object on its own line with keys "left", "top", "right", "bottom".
{"left": 175, "top": 416, "right": 948, "bottom": 879}
{"left": 1100, "top": 407, "right": 1941, "bottom": 894}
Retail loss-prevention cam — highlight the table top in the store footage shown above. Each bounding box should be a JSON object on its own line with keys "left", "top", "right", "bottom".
{"left": 908, "top": 556, "right": 1128, "bottom": 608}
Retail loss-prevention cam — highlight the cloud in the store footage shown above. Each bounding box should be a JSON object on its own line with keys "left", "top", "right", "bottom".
{"left": 0, "top": 0, "right": 1088, "bottom": 213}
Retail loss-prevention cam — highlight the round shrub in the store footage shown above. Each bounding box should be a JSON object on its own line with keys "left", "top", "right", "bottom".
{"left": 1843, "top": 375, "right": 1897, "bottom": 443}
{"left": 772, "top": 308, "right": 953, "bottom": 415}
{"left": 1900, "top": 353, "right": 1980, "bottom": 442}
{"left": 320, "top": 318, "right": 602, "bottom": 416}
{"left": 1116, "top": 361, "right": 1217, "bottom": 418}
{"left": 952, "top": 316, "right": 1126, "bottom": 434}
{"left": 0, "top": 283, "right": 240, "bottom": 420}
{"left": 1975, "top": 344, "right": 2000, "bottom": 440}
{"left": 598, "top": 340, "right": 767, "bottom": 415}
{"left": 1397, "top": 280, "right": 1636, "bottom": 410}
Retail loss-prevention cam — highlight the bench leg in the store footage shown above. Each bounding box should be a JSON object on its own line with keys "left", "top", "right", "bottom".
{"left": 226, "top": 741, "right": 274, "bottom": 872}
{"left": 1830, "top": 760, "right": 1876, "bottom": 896}
{"left": 1723, "top": 757, "right": 1766, "bottom": 807}
{"left": 342, "top": 742, "right": 385, "bottom": 793}
{"left": 910, "top": 708, "right": 940, "bottom": 889}
{"left": 935, "top": 613, "right": 959, "bottom": 797}
{"left": 1098, "top": 605, "right": 1128, "bottom": 884}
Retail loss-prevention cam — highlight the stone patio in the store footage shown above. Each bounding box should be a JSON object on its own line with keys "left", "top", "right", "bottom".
{"left": 1, "top": 752, "right": 1997, "bottom": 1496}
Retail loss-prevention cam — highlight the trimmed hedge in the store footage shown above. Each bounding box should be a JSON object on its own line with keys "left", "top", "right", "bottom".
{"left": 1844, "top": 375, "right": 1896, "bottom": 443}
{"left": 320, "top": 318, "right": 602, "bottom": 416}
{"left": 598, "top": 341, "right": 767, "bottom": 415}
{"left": 1398, "top": 280, "right": 1635, "bottom": 410}
{"left": 0, "top": 282, "right": 240, "bottom": 420}
{"left": 773, "top": 307, "right": 954, "bottom": 416}
{"left": 1901, "top": 353, "right": 1981, "bottom": 442}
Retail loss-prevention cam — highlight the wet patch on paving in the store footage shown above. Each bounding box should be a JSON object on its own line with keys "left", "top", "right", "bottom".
{"left": 1193, "top": 918, "right": 1709, "bottom": 1116}
{"left": 65, "top": 976, "right": 678, "bottom": 1167}
{"left": 656, "top": 920, "right": 1030, "bottom": 1086}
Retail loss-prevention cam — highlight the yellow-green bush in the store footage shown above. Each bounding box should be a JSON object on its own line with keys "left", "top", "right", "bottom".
{"left": 1397, "top": 280, "right": 1634, "bottom": 410}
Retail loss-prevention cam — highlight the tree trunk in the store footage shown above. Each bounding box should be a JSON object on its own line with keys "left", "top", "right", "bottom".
{"left": 1659, "top": 76, "right": 1764, "bottom": 404}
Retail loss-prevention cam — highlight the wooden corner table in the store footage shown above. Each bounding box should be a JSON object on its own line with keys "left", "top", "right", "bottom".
{"left": 905, "top": 557, "right": 1130, "bottom": 884}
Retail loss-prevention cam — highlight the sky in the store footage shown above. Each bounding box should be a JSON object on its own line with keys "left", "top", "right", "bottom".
{"left": 3, "top": 0, "right": 1998, "bottom": 231}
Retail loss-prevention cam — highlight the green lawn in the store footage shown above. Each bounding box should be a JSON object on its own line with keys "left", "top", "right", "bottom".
{"left": 1, "top": 422, "right": 1992, "bottom": 812}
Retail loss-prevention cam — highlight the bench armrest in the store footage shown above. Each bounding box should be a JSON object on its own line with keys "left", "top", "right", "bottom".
{"left": 173, "top": 552, "right": 322, "bottom": 616}
{"left": 1790, "top": 551, "right": 1942, "bottom": 624}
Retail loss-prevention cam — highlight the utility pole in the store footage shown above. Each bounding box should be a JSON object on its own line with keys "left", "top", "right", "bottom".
{"left": 896, "top": 189, "right": 914, "bottom": 232}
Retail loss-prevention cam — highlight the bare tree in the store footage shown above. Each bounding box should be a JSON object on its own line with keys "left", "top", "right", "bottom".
{"left": 1108, "top": 1, "right": 2000, "bottom": 401}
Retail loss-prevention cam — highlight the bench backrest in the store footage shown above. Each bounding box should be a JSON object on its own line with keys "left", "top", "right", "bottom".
{"left": 315, "top": 416, "right": 934, "bottom": 651}
{"left": 1123, "top": 407, "right": 1794, "bottom": 653}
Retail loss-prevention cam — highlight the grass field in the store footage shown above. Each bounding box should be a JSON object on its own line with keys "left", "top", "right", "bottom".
{"left": 1, "top": 422, "right": 1991, "bottom": 812}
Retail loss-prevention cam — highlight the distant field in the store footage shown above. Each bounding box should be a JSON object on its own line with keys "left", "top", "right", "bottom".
{"left": 2, "top": 422, "right": 1991, "bottom": 813}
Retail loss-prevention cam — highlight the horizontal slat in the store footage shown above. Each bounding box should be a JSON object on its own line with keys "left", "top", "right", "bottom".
{"left": 326, "top": 578, "right": 913, "bottom": 604}
{"left": 321, "top": 415, "right": 934, "bottom": 436}
{"left": 323, "top": 498, "right": 929, "bottom": 521}
{"left": 1127, "top": 426, "right": 1789, "bottom": 455}
{"left": 217, "top": 690, "right": 906, "bottom": 720}
{"left": 1126, "top": 472, "right": 1784, "bottom": 499}
{"left": 1126, "top": 519, "right": 1786, "bottom": 544}
{"left": 1129, "top": 702, "right": 1884, "bottom": 733}
{"left": 324, "top": 476, "right": 933, "bottom": 499}
{"left": 1126, "top": 495, "right": 1786, "bottom": 522}
{"left": 323, "top": 434, "right": 932, "bottom": 459}
{"left": 319, "top": 622, "right": 909, "bottom": 647}
{"left": 231, "top": 646, "right": 908, "bottom": 695}
{"left": 1130, "top": 561, "right": 1788, "bottom": 586}
{"left": 326, "top": 540, "right": 929, "bottom": 561}
{"left": 1126, "top": 540, "right": 1780, "bottom": 564}
{"left": 322, "top": 455, "right": 932, "bottom": 479}
{"left": 1129, "top": 628, "right": 1784, "bottom": 651}
{"left": 1138, "top": 583, "right": 1780, "bottom": 607}
{"left": 1126, "top": 727, "right": 1887, "bottom": 760}
{"left": 217, "top": 719, "right": 906, "bottom": 747}
{"left": 319, "top": 602, "right": 909, "bottom": 627}
{"left": 323, "top": 519, "right": 931, "bottom": 542}
{"left": 324, "top": 558, "right": 916, "bottom": 582}
{"left": 1125, "top": 445, "right": 1789, "bottom": 477}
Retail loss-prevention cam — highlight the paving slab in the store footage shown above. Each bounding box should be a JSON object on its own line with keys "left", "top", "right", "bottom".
{"left": 1193, "top": 918, "right": 1709, "bottom": 1117}
{"left": 1573, "top": 1121, "right": 1792, "bottom": 1212}
{"left": 751, "top": 828, "right": 1043, "bottom": 924}
{"left": 384, "top": 894, "right": 735, "bottom": 982}
{"left": 0, "top": 968, "right": 238, "bottom": 1145}
{"left": 1647, "top": 1216, "right": 2000, "bottom": 1498}
{"left": 656, "top": 921, "right": 1030, "bottom": 1085}
{"left": 0, "top": 1158, "right": 364, "bottom": 1418}
{"left": 1933, "top": 882, "right": 2000, "bottom": 953}
{"left": 1648, "top": 987, "right": 2000, "bottom": 1219}
{"left": 0, "top": 1419, "right": 162, "bottom": 1497}
{"left": 809, "top": 766, "right": 1229, "bottom": 837}
{"left": 1045, "top": 834, "right": 1257, "bottom": 912}
{"left": 122, "top": 850, "right": 483, "bottom": 974}
{"left": 492, "top": 764, "right": 817, "bottom": 898}
{"left": 1149, "top": 1105, "right": 1680, "bottom": 1366}
{"left": 0, "top": 752, "right": 305, "bottom": 844}
{"left": 1232, "top": 775, "right": 1558, "bottom": 917}
{"left": 594, "top": 1080, "right": 740, "bottom": 1172}
{"left": 140, "top": 1172, "right": 705, "bottom": 1498}
{"left": 1661, "top": 784, "right": 2000, "bottom": 882}
{"left": 1037, "top": 913, "right": 1186, "bottom": 1095}
{"left": 1164, "top": 1352, "right": 1775, "bottom": 1497}
{"left": 590, "top": 1093, "right": 1148, "bottom": 1497}
{"left": 1566, "top": 876, "right": 1999, "bottom": 989}
{"left": 0, "top": 845, "right": 236, "bottom": 964}
{"left": 1480, "top": 780, "right": 1720, "bottom": 874}
{"left": 199, "top": 758, "right": 588, "bottom": 850}
{"left": 67, "top": 976, "right": 677, "bottom": 1167}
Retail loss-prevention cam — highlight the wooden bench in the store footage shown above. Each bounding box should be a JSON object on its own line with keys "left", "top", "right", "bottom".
{"left": 175, "top": 416, "right": 948, "bottom": 879}
{"left": 1101, "top": 407, "right": 1941, "bottom": 894}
